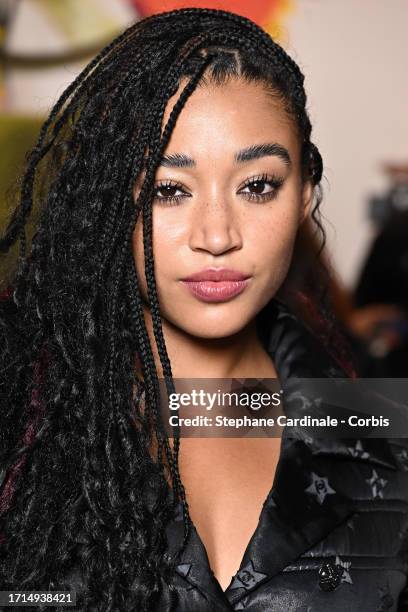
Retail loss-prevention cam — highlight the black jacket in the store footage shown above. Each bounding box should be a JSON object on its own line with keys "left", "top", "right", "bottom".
{"left": 59, "top": 300, "right": 408, "bottom": 610}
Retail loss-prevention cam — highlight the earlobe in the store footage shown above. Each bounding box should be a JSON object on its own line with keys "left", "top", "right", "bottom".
{"left": 300, "top": 180, "right": 314, "bottom": 225}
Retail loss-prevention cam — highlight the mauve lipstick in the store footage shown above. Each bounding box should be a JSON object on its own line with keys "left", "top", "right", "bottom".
{"left": 180, "top": 268, "right": 251, "bottom": 303}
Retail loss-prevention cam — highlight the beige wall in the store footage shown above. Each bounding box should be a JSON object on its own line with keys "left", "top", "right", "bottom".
{"left": 286, "top": 0, "right": 408, "bottom": 289}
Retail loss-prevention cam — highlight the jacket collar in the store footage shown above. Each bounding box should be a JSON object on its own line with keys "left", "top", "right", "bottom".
{"left": 168, "top": 298, "right": 397, "bottom": 607}
{"left": 264, "top": 298, "right": 398, "bottom": 473}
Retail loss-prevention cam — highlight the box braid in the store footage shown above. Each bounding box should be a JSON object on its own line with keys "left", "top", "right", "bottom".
{"left": 0, "top": 8, "right": 351, "bottom": 611}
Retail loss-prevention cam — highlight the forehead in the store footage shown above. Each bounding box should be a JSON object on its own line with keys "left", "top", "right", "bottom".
{"left": 160, "top": 77, "right": 300, "bottom": 163}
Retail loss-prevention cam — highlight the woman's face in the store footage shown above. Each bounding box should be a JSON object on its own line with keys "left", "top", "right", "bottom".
{"left": 133, "top": 76, "right": 313, "bottom": 339}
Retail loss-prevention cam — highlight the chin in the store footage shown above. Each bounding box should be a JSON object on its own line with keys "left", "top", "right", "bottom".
{"left": 176, "top": 315, "right": 253, "bottom": 340}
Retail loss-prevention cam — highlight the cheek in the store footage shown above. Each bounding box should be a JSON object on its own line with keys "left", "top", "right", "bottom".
{"left": 250, "top": 205, "right": 300, "bottom": 278}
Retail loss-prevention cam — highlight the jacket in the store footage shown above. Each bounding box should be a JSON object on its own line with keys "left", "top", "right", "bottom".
{"left": 43, "top": 299, "right": 408, "bottom": 610}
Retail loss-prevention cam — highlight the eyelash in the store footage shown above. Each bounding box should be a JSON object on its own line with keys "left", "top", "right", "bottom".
{"left": 152, "top": 173, "right": 285, "bottom": 206}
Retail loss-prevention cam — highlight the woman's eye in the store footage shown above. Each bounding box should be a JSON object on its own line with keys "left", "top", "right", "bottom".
{"left": 239, "top": 174, "right": 284, "bottom": 203}
{"left": 153, "top": 181, "right": 189, "bottom": 205}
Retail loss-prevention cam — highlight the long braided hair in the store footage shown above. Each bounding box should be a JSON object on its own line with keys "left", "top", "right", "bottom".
{"left": 0, "top": 8, "right": 355, "bottom": 611}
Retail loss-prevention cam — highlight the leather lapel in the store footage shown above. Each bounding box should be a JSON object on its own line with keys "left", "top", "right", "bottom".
{"left": 224, "top": 432, "right": 397, "bottom": 608}
{"left": 165, "top": 506, "right": 232, "bottom": 609}
{"left": 224, "top": 426, "right": 356, "bottom": 607}
{"left": 306, "top": 436, "right": 398, "bottom": 470}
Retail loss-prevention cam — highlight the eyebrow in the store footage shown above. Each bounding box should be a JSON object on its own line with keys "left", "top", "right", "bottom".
{"left": 142, "top": 143, "right": 291, "bottom": 169}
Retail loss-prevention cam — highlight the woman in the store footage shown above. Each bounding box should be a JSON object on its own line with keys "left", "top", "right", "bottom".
{"left": 0, "top": 8, "right": 407, "bottom": 612}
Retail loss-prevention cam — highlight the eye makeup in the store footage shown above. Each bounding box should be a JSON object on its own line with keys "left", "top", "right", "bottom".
{"left": 152, "top": 173, "right": 285, "bottom": 206}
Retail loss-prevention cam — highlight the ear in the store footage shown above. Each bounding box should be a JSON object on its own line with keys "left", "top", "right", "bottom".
{"left": 299, "top": 179, "right": 314, "bottom": 225}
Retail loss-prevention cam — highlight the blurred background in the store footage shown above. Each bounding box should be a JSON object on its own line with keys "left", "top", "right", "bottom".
{"left": 1, "top": 0, "right": 407, "bottom": 376}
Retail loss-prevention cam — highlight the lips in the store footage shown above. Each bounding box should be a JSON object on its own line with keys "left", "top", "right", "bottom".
{"left": 181, "top": 267, "right": 250, "bottom": 282}
{"left": 181, "top": 268, "right": 251, "bottom": 303}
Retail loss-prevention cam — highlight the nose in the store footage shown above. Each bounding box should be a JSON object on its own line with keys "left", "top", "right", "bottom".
{"left": 188, "top": 197, "right": 243, "bottom": 256}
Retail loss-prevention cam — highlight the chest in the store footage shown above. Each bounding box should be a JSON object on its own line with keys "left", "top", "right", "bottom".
{"left": 177, "top": 437, "right": 282, "bottom": 591}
